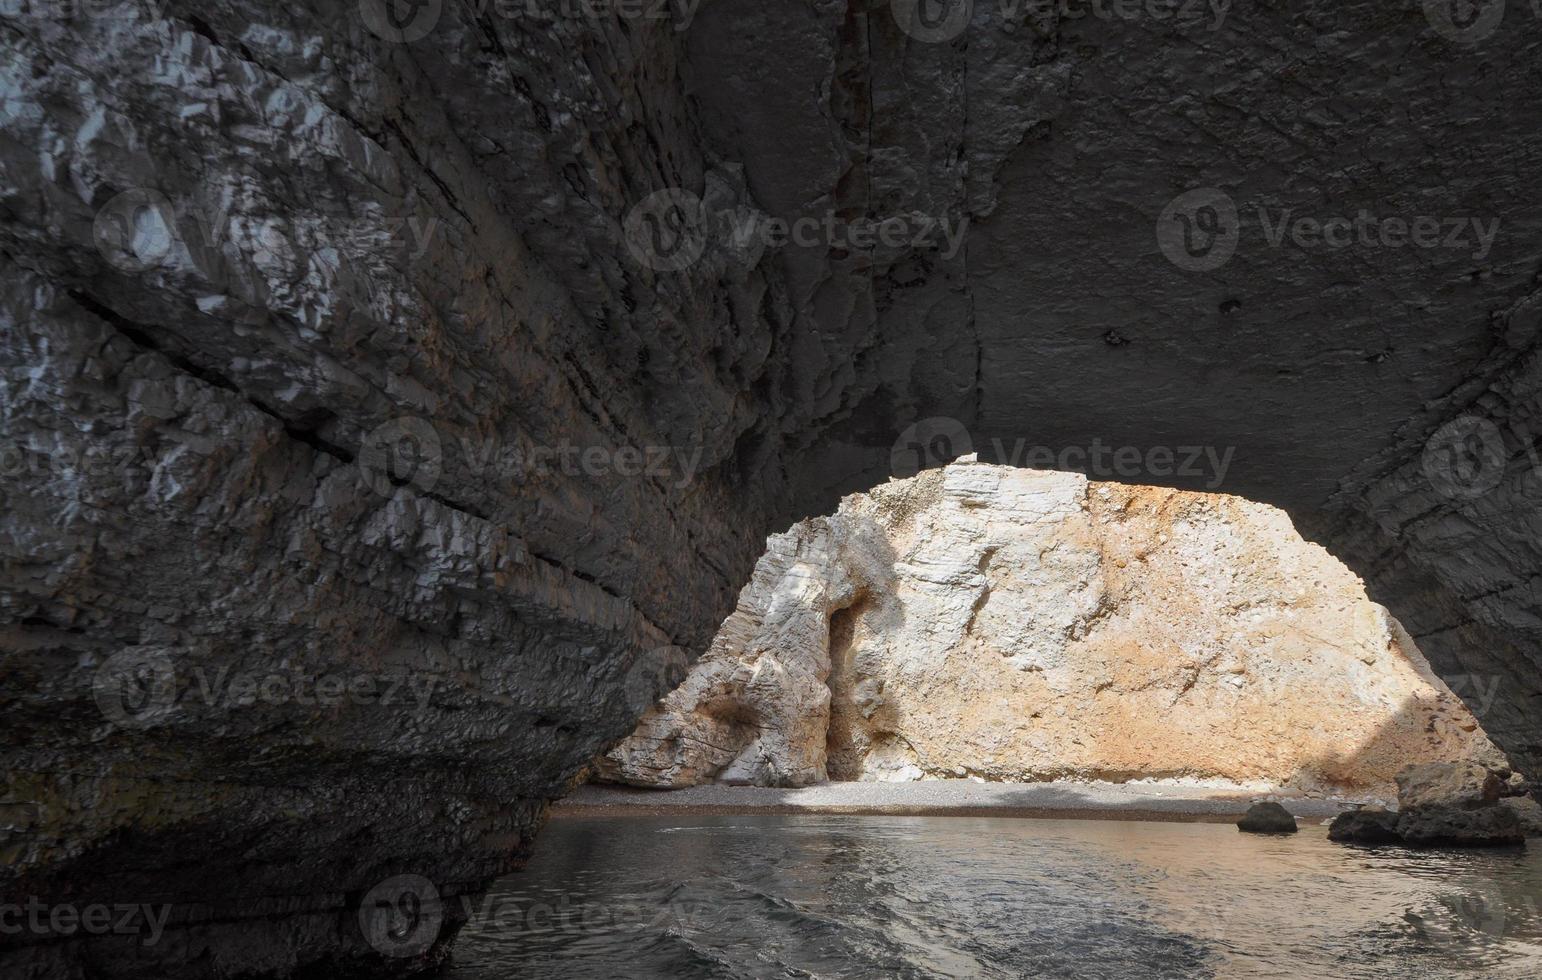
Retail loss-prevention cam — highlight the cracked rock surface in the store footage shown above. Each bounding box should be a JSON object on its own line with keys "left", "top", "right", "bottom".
{"left": 2, "top": 0, "right": 1541, "bottom": 976}
{"left": 600, "top": 463, "right": 1508, "bottom": 799}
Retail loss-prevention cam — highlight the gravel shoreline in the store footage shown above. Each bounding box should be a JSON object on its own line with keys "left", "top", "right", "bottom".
{"left": 556, "top": 781, "right": 1362, "bottom": 823}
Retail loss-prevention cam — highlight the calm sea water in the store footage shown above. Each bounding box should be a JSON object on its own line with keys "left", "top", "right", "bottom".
{"left": 447, "top": 814, "right": 1542, "bottom": 979}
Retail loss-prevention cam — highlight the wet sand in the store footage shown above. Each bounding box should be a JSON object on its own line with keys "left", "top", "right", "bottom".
{"left": 555, "top": 781, "right": 1362, "bottom": 824}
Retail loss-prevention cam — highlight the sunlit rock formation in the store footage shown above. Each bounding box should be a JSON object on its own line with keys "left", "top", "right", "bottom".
{"left": 600, "top": 463, "right": 1507, "bottom": 800}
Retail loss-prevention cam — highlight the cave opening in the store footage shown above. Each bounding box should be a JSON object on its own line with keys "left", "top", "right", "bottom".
{"left": 599, "top": 460, "right": 1526, "bottom": 807}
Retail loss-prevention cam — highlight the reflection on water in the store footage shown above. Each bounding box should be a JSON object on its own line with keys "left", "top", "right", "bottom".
{"left": 448, "top": 815, "right": 1542, "bottom": 979}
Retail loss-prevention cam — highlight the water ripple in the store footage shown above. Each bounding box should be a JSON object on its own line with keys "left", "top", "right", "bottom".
{"left": 448, "top": 815, "right": 1542, "bottom": 979}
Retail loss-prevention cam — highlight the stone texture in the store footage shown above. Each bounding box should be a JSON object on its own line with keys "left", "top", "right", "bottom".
{"left": 601, "top": 463, "right": 1507, "bottom": 799}
{"left": 1328, "top": 807, "right": 1403, "bottom": 846}
{"left": 1394, "top": 761, "right": 1503, "bottom": 811}
{"left": 1385, "top": 759, "right": 1530, "bottom": 848}
{"left": 1327, "top": 760, "right": 1534, "bottom": 848}
{"left": 1500, "top": 797, "right": 1542, "bottom": 837}
{"left": 1237, "top": 802, "right": 1298, "bottom": 835}
{"left": 1394, "top": 805, "right": 1526, "bottom": 849}
{"left": 2, "top": 1, "right": 1542, "bottom": 976}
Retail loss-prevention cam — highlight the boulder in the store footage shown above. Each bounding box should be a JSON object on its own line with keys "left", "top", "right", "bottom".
{"left": 1500, "top": 797, "right": 1542, "bottom": 837}
{"left": 1501, "top": 772, "right": 1534, "bottom": 798}
{"left": 1237, "top": 802, "right": 1299, "bottom": 834}
{"left": 1395, "top": 805, "right": 1525, "bottom": 848}
{"left": 602, "top": 465, "right": 1508, "bottom": 793}
{"left": 1395, "top": 761, "right": 1502, "bottom": 811}
{"left": 1328, "top": 807, "right": 1403, "bottom": 845}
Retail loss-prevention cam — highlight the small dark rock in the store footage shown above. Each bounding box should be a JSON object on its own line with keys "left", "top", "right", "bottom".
{"left": 1328, "top": 807, "right": 1402, "bottom": 845}
{"left": 1237, "top": 801, "right": 1298, "bottom": 834}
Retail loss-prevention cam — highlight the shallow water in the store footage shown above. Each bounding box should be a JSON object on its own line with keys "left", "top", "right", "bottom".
{"left": 447, "top": 814, "right": 1542, "bottom": 979}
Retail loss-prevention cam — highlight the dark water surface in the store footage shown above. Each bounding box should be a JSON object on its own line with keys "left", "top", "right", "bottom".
{"left": 447, "top": 814, "right": 1542, "bottom": 979}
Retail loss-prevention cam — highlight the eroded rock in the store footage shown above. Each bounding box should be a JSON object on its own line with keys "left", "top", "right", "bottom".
{"left": 602, "top": 464, "right": 1507, "bottom": 799}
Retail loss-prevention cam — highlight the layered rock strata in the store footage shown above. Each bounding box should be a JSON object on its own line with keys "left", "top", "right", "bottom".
{"left": 601, "top": 464, "right": 1507, "bottom": 800}
{"left": 3, "top": 1, "right": 1542, "bottom": 977}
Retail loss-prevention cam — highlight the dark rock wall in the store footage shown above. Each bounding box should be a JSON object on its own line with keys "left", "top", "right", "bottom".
{"left": 2, "top": 0, "right": 1540, "bottom": 976}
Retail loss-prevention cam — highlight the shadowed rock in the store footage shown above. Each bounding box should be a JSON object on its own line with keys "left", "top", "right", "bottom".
{"left": 1394, "top": 805, "right": 1525, "bottom": 849}
{"left": 1501, "top": 797, "right": 1542, "bottom": 837}
{"left": 1237, "top": 802, "right": 1298, "bottom": 834}
{"left": 1328, "top": 808, "right": 1403, "bottom": 846}
{"left": 4, "top": 1, "right": 1542, "bottom": 976}
{"left": 1331, "top": 762, "right": 1530, "bottom": 848}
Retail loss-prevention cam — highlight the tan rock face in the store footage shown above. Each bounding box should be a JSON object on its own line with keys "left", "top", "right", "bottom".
{"left": 1395, "top": 761, "right": 1503, "bottom": 811}
{"left": 600, "top": 463, "right": 1507, "bottom": 799}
